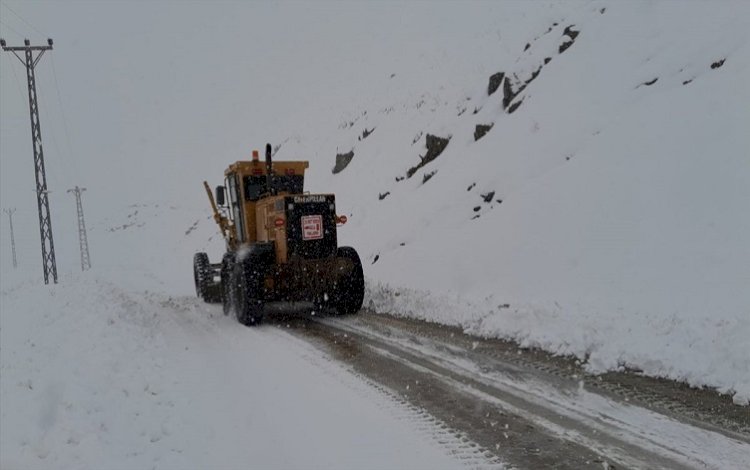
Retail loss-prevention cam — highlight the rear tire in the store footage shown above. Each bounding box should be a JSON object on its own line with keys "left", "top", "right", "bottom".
{"left": 331, "top": 247, "right": 364, "bottom": 315}
{"left": 193, "top": 252, "right": 210, "bottom": 299}
{"left": 233, "top": 255, "right": 268, "bottom": 326}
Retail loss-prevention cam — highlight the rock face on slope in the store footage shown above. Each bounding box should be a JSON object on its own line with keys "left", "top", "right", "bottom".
{"left": 487, "top": 72, "right": 506, "bottom": 96}
{"left": 406, "top": 134, "right": 451, "bottom": 178}
{"left": 474, "top": 124, "right": 494, "bottom": 141}
{"left": 332, "top": 150, "right": 355, "bottom": 174}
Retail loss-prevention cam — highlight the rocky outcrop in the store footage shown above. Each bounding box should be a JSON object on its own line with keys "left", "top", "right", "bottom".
{"left": 474, "top": 124, "right": 494, "bottom": 141}
{"left": 332, "top": 150, "right": 355, "bottom": 174}
{"left": 406, "top": 134, "right": 451, "bottom": 178}
{"left": 488, "top": 72, "right": 506, "bottom": 96}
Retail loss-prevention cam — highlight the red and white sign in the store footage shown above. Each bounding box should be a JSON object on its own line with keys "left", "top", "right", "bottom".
{"left": 301, "top": 215, "right": 323, "bottom": 240}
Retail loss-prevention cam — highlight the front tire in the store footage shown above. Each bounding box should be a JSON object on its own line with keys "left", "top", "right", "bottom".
{"left": 193, "top": 252, "right": 210, "bottom": 299}
{"left": 331, "top": 247, "right": 364, "bottom": 315}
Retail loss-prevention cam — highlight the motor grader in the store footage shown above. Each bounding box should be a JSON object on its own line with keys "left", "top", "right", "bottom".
{"left": 193, "top": 144, "right": 364, "bottom": 325}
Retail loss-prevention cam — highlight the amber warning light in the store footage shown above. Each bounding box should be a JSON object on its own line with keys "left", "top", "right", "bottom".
{"left": 274, "top": 218, "right": 285, "bottom": 228}
{"left": 252, "top": 150, "right": 259, "bottom": 162}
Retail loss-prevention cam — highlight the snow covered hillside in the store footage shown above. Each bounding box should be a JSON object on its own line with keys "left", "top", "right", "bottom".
{"left": 270, "top": 2, "right": 750, "bottom": 403}
{"left": 1, "top": 8, "right": 748, "bottom": 468}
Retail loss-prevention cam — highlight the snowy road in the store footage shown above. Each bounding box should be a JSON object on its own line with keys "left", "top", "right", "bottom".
{"left": 278, "top": 311, "right": 750, "bottom": 470}
{"left": 2, "top": 275, "right": 748, "bottom": 469}
{"left": 0, "top": 277, "right": 500, "bottom": 469}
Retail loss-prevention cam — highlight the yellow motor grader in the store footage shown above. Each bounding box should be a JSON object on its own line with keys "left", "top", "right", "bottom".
{"left": 193, "top": 144, "right": 364, "bottom": 325}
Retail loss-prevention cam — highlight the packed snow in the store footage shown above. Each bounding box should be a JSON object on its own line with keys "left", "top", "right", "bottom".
{"left": 1, "top": 0, "right": 749, "bottom": 467}
{"left": 1, "top": 269, "right": 491, "bottom": 469}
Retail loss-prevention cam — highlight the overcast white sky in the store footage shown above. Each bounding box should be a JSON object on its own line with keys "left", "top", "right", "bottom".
{"left": 0, "top": 0, "right": 518, "bottom": 273}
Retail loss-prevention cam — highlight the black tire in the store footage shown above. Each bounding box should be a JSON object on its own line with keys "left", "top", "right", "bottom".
{"left": 193, "top": 252, "right": 210, "bottom": 299}
{"left": 331, "top": 247, "right": 364, "bottom": 315}
{"left": 203, "top": 278, "right": 222, "bottom": 303}
{"left": 220, "top": 252, "right": 235, "bottom": 316}
{"left": 233, "top": 245, "right": 274, "bottom": 326}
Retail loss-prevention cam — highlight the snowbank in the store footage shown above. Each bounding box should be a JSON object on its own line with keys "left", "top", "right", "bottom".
{"left": 0, "top": 272, "right": 480, "bottom": 468}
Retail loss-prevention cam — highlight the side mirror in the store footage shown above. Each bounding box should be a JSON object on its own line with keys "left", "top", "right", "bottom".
{"left": 215, "top": 186, "right": 226, "bottom": 206}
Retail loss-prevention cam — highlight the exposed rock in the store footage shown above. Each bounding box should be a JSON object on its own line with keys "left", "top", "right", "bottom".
{"left": 481, "top": 191, "right": 495, "bottom": 203}
{"left": 711, "top": 58, "right": 726, "bottom": 69}
{"left": 502, "top": 77, "right": 515, "bottom": 109}
{"left": 508, "top": 98, "right": 524, "bottom": 114}
{"left": 544, "top": 57, "right": 552, "bottom": 65}
{"left": 378, "top": 192, "right": 390, "bottom": 201}
{"left": 422, "top": 170, "right": 437, "bottom": 184}
{"left": 332, "top": 150, "right": 355, "bottom": 174}
{"left": 372, "top": 254, "right": 379, "bottom": 265}
{"left": 359, "top": 127, "right": 375, "bottom": 141}
{"left": 488, "top": 72, "right": 506, "bottom": 96}
{"left": 559, "top": 39, "right": 574, "bottom": 54}
{"left": 501, "top": 69, "right": 537, "bottom": 112}
{"left": 524, "top": 43, "right": 530, "bottom": 51}
{"left": 406, "top": 134, "right": 451, "bottom": 178}
{"left": 563, "top": 25, "right": 579, "bottom": 41}
{"left": 473, "top": 206, "right": 481, "bottom": 212}
{"left": 641, "top": 77, "right": 658, "bottom": 86}
{"left": 474, "top": 123, "right": 494, "bottom": 141}
{"left": 682, "top": 79, "right": 693, "bottom": 86}
{"left": 529, "top": 65, "right": 542, "bottom": 82}
{"left": 559, "top": 25, "right": 579, "bottom": 54}
{"left": 467, "top": 183, "right": 476, "bottom": 191}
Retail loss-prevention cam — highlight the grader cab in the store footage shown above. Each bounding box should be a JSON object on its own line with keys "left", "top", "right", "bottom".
{"left": 193, "top": 144, "right": 364, "bottom": 325}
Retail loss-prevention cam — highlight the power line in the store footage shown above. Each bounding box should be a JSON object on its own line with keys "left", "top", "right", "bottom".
{"left": 50, "top": 55, "right": 80, "bottom": 178}
{"left": 6, "top": 48, "right": 27, "bottom": 100}
{"left": 0, "top": 2, "right": 47, "bottom": 38}
{"left": 33, "top": 66, "right": 66, "bottom": 187}
{"left": 1, "top": 4, "right": 78, "bottom": 183}
{"left": 0, "top": 18, "right": 24, "bottom": 39}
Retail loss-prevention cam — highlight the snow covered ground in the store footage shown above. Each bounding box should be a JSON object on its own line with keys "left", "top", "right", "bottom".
{"left": 1, "top": 1, "right": 749, "bottom": 466}
{"left": 1, "top": 269, "right": 490, "bottom": 469}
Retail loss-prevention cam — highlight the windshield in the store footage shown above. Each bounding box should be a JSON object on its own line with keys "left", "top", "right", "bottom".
{"left": 243, "top": 174, "right": 304, "bottom": 201}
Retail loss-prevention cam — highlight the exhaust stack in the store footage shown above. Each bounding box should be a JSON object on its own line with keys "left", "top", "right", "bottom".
{"left": 265, "top": 143, "right": 275, "bottom": 195}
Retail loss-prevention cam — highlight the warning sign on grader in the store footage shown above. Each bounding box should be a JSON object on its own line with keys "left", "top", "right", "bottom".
{"left": 302, "top": 215, "right": 323, "bottom": 240}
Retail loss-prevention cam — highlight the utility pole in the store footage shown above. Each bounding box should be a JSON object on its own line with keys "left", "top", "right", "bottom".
{"left": 1, "top": 38, "right": 58, "bottom": 284}
{"left": 3, "top": 208, "right": 18, "bottom": 268}
{"left": 67, "top": 186, "right": 91, "bottom": 271}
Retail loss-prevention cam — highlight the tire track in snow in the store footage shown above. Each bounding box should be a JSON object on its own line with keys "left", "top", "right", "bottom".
{"left": 264, "top": 323, "right": 506, "bottom": 470}
{"left": 307, "top": 314, "right": 750, "bottom": 470}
